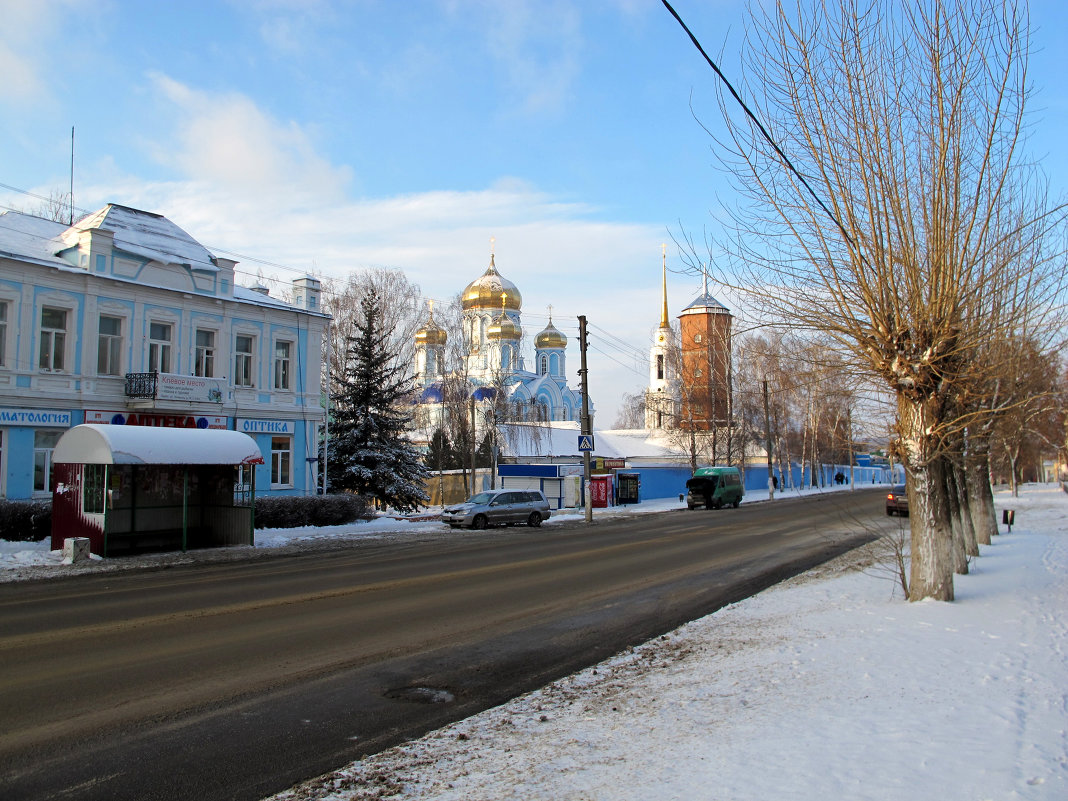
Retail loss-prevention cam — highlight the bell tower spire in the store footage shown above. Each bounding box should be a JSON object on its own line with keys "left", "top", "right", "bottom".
{"left": 645, "top": 244, "right": 678, "bottom": 430}
{"left": 660, "top": 243, "right": 670, "bottom": 329}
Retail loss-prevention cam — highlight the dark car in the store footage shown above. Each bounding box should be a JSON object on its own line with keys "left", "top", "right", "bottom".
{"left": 886, "top": 485, "right": 909, "bottom": 516}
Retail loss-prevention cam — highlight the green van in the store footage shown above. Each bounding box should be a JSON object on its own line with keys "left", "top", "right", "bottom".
{"left": 686, "top": 466, "right": 744, "bottom": 510}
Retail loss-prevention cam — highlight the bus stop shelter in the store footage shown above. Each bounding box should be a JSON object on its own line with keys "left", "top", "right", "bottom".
{"left": 50, "top": 424, "right": 264, "bottom": 557}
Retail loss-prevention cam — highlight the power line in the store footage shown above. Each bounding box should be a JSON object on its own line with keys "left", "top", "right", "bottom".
{"left": 660, "top": 0, "right": 857, "bottom": 250}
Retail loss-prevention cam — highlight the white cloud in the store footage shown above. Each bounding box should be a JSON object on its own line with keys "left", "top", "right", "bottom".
{"left": 451, "top": 0, "right": 584, "bottom": 116}
{"left": 0, "top": 0, "right": 95, "bottom": 104}
{"left": 146, "top": 74, "right": 353, "bottom": 203}
{"left": 0, "top": 40, "right": 43, "bottom": 102}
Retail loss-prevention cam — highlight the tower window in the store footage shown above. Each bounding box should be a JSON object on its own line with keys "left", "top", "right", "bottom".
{"left": 656, "top": 354, "right": 664, "bottom": 380}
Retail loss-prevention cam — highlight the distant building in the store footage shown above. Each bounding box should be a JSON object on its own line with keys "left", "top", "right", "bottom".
{"left": 677, "top": 273, "right": 732, "bottom": 431}
{"left": 641, "top": 249, "right": 731, "bottom": 433}
{"left": 645, "top": 246, "right": 680, "bottom": 430}
{"left": 412, "top": 246, "right": 589, "bottom": 431}
{"left": 0, "top": 204, "right": 328, "bottom": 499}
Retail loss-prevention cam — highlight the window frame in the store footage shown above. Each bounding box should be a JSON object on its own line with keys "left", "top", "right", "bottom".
{"left": 273, "top": 339, "right": 292, "bottom": 391}
{"left": 195, "top": 328, "right": 216, "bottom": 378}
{"left": 147, "top": 321, "right": 173, "bottom": 374}
{"left": 270, "top": 435, "right": 292, "bottom": 488}
{"left": 234, "top": 333, "right": 255, "bottom": 388}
{"left": 38, "top": 306, "right": 68, "bottom": 372}
{"left": 33, "top": 429, "right": 62, "bottom": 496}
{"left": 97, "top": 314, "right": 124, "bottom": 376}
{"left": 0, "top": 300, "right": 8, "bottom": 369}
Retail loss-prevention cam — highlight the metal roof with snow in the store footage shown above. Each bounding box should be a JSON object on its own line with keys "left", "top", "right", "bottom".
{"left": 57, "top": 204, "right": 219, "bottom": 271}
{"left": 53, "top": 424, "right": 264, "bottom": 466}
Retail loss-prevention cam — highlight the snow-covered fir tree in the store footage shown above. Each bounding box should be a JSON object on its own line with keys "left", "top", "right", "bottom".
{"left": 327, "top": 287, "right": 429, "bottom": 512}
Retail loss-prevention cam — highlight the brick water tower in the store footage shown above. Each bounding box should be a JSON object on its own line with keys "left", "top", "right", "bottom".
{"left": 678, "top": 276, "right": 732, "bottom": 431}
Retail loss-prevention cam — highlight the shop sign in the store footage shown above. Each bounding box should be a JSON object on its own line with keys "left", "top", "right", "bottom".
{"left": 156, "top": 373, "right": 225, "bottom": 404}
{"left": 237, "top": 419, "right": 295, "bottom": 435}
{"left": 85, "top": 410, "right": 228, "bottom": 429}
{"left": 0, "top": 408, "right": 71, "bottom": 427}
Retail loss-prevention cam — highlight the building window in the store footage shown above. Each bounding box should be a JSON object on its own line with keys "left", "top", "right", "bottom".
{"left": 656, "top": 353, "right": 665, "bottom": 381}
{"left": 539, "top": 354, "right": 548, "bottom": 375}
{"left": 273, "top": 340, "right": 292, "bottom": 390}
{"left": 148, "top": 322, "right": 172, "bottom": 373}
{"left": 271, "top": 436, "right": 292, "bottom": 487}
{"left": 234, "top": 335, "right": 254, "bottom": 387}
{"left": 33, "top": 430, "right": 61, "bottom": 495}
{"left": 195, "top": 329, "right": 216, "bottom": 377}
{"left": 39, "top": 307, "right": 67, "bottom": 371}
{"left": 694, "top": 333, "right": 703, "bottom": 343}
{"left": 0, "top": 302, "right": 7, "bottom": 367}
{"left": 97, "top": 315, "right": 123, "bottom": 376}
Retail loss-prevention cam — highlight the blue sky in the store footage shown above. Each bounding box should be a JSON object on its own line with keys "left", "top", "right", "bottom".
{"left": 2, "top": 0, "right": 1066, "bottom": 425}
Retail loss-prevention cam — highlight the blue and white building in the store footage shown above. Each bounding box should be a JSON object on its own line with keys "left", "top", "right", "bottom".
{"left": 412, "top": 251, "right": 589, "bottom": 429}
{"left": 0, "top": 203, "right": 328, "bottom": 499}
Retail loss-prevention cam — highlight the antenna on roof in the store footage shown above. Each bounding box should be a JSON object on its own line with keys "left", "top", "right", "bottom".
{"left": 69, "top": 125, "right": 75, "bottom": 226}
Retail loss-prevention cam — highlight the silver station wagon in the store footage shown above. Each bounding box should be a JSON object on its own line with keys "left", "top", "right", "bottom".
{"left": 441, "top": 489, "right": 551, "bottom": 529}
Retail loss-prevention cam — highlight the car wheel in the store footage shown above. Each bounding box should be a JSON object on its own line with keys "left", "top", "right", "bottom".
{"left": 687, "top": 504, "right": 695, "bottom": 510}
{"left": 527, "top": 512, "right": 542, "bottom": 527}
{"left": 732, "top": 499, "right": 740, "bottom": 508}
{"left": 713, "top": 499, "right": 723, "bottom": 509}
{"left": 472, "top": 514, "right": 488, "bottom": 530}
{"left": 886, "top": 509, "right": 894, "bottom": 517}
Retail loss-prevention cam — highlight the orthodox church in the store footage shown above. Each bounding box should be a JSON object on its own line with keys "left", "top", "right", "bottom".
{"left": 412, "top": 249, "right": 589, "bottom": 429}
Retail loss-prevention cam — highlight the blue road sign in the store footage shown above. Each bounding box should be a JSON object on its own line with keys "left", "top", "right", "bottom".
{"left": 578, "top": 435, "right": 595, "bottom": 451}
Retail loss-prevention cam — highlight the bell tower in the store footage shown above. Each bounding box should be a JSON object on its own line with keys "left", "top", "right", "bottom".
{"left": 645, "top": 245, "right": 679, "bottom": 429}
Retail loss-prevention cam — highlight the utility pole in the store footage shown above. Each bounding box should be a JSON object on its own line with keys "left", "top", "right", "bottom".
{"left": 578, "top": 315, "right": 592, "bottom": 524}
{"left": 469, "top": 395, "right": 477, "bottom": 496}
{"left": 763, "top": 377, "right": 774, "bottom": 500}
{"left": 847, "top": 404, "right": 855, "bottom": 490}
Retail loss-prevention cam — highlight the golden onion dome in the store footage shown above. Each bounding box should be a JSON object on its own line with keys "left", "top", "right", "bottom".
{"left": 535, "top": 318, "right": 568, "bottom": 350}
{"left": 414, "top": 303, "right": 447, "bottom": 347}
{"left": 415, "top": 319, "right": 447, "bottom": 347}
{"left": 461, "top": 255, "right": 522, "bottom": 311}
{"left": 486, "top": 311, "right": 522, "bottom": 341}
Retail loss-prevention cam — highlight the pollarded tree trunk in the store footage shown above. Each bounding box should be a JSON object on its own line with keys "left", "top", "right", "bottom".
{"left": 953, "top": 462, "right": 979, "bottom": 558}
{"left": 944, "top": 464, "right": 969, "bottom": 575}
{"left": 900, "top": 397, "right": 955, "bottom": 601}
{"left": 965, "top": 434, "right": 998, "bottom": 545}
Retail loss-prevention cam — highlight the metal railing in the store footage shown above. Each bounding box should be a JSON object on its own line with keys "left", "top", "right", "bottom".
{"left": 124, "top": 371, "right": 158, "bottom": 398}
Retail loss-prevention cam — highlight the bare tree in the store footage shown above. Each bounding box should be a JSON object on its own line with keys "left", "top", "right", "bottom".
{"left": 685, "top": 0, "right": 1067, "bottom": 600}
{"left": 613, "top": 391, "right": 647, "bottom": 430}
{"left": 322, "top": 268, "right": 424, "bottom": 398}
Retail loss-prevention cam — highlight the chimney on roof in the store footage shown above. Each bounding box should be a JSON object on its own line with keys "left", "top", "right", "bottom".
{"left": 292, "top": 275, "right": 321, "bottom": 311}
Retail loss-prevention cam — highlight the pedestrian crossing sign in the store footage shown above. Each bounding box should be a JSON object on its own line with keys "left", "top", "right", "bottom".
{"left": 578, "top": 435, "right": 595, "bottom": 451}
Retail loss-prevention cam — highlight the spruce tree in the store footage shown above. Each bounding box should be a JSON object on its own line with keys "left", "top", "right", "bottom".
{"left": 327, "top": 287, "right": 429, "bottom": 512}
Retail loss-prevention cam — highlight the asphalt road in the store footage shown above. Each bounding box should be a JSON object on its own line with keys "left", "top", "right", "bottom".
{"left": 0, "top": 489, "right": 889, "bottom": 801}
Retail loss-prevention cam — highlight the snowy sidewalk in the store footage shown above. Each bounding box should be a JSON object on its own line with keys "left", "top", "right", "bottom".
{"left": 268, "top": 485, "right": 1068, "bottom": 801}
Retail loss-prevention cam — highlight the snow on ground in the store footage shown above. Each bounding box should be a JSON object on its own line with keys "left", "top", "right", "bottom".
{"left": 262, "top": 485, "right": 1068, "bottom": 801}
{"left": 3, "top": 485, "right": 1066, "bottom": 800}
